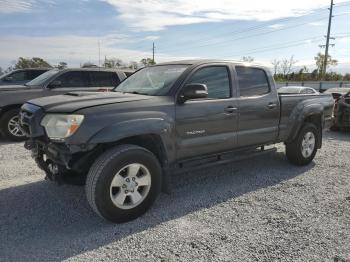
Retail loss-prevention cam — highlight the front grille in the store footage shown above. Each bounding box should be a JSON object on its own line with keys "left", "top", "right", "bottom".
{"left": 19, "top": 103, "right": 45, "bottom": 138}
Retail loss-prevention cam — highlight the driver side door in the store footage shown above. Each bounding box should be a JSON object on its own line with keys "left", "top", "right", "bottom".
{"left": 175, "top": 64, "right": 238, "bottom": 160}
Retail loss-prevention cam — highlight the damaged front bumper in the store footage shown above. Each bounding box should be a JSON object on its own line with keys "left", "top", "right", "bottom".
{"left": 25, "top": 139, "right": 98, "bottom": 182}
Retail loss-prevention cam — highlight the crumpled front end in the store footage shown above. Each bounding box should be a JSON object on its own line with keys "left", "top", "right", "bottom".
{"left": 20, "top": 103, "right": 97, "bottom": 183}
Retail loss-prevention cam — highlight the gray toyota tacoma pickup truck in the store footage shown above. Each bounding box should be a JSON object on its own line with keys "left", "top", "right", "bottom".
{"left": 20, "top": 60, "right": 334, "bottom": 223}
{"left": 0, "top": 68, "right": 128, "bottom": 141}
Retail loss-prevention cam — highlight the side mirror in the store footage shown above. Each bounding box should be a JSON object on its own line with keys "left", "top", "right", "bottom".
{"left": 180, "top": 83, "right": 208, "bottom": 103}
{"left": 48, "top": 80, "right": 62, "bottom": 88}
{"left": 4, "top": 76, "right": 13, "bottom": 82}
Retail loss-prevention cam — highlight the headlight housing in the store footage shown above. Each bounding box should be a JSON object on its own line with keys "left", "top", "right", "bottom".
{"left": 41, "top": 114, "right": 84, "bottom": 141}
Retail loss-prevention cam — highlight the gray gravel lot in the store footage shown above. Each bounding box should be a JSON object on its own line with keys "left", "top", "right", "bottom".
{"left": 0, "top": 131, "right": 349, "bottom": 262}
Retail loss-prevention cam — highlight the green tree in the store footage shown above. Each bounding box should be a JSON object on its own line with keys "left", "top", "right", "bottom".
{"left": 140, "top": 58, "right": 155, "bottom": 67}
{"left": 314, "top": 52, "right": 337, "bottom": 75}
{"left": 13, "top": 57, "right": 52, "bottom": 69}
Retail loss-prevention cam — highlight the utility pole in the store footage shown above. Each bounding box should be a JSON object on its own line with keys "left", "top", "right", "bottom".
{"left": 152, "top": 42, "right": 155, "bottom": 63}
{"left": 322, "top": 0, "right": 335, "bottom": 76}
{"left": 98, "top": 40, "right": 101, "bottom": 67}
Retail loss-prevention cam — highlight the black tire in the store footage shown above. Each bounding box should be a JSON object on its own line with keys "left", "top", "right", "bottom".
{"left": 286, "top": 123, "right": 319, "bottom": 166}
{"left": 86, "top": 144, "right": 162, "bottom": 223}
{"left": 0, "top": 109, "right": 26, "bottom": 141}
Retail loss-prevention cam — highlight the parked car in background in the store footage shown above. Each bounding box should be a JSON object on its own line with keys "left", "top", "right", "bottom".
{"left": 278, "top": 86, "right": 319, "bottom": 95}
{"left": 325, "top": 87, "right": 350, "bottom": 131}
{"left": 0, "top": 68, "right": 130, "bottom": 141}
{"left": 0, "top": 68, "right": 50, "bottom": 86}
{"left": 20, "top": 60, "right": 333, "bottom": 223}
{"left": 324, "top": 87, "right": 350, "bottom": 99}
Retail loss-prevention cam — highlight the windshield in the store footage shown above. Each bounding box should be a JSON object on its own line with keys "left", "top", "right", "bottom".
{"left": 0, "top": 71, "right": 11, "bottom": 80}
{"left": 26, "top": 69, "right": 59, "bottom": 86}
{"left": 114, "top": 65, "right": 188, "bottom": 95}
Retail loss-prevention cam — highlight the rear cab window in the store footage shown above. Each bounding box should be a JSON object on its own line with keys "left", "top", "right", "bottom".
{"left": 236, "top": 66, "right": 270, "bottom": 97}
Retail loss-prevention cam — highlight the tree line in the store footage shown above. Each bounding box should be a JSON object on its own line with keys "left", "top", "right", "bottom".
{"left": 1, "top": 54, "right": 349, "bottom": 81}
{"left": 0, "top": 57, "right": 156, "bottom": 76}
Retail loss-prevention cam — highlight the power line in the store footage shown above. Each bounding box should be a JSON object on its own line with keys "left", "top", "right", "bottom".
{"left": 159, "top": 16, "right": 329, "bottom": 54}
{"left": 208, "top": 30, "right": 350, "bottom": 58}
{"left": 215, "top": 36, "right": 325, "bottom": 58}
{"left": 130, "top": 1, "right": 350, "bottom": 54}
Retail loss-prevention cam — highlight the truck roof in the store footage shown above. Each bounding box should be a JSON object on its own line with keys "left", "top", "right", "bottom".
{"left": 156, "top": 59, "right": 267, "bottom": 68}
{"left": 57, "top": 68, "right": 132, "bottom": 73}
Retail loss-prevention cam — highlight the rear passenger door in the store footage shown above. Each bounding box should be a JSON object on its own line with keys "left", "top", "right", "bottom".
{"left": 175, "top": 65, "right": 238, "bottom": 159}
{"left": 235, "top": 66, "right": 279, "bottom": 147}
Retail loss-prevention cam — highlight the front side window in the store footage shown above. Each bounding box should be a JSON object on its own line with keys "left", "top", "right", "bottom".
{"left": 27, "top": 69, "right": 59, "bottom": 86}
{"left": 186, "top": 66, "right": 230, "bottom": 99}
{"left": 10, "top": 71, "right": 27, "bottom": 81}
{"left": 115, "top": 65, "right": 188, "bottom": 96}
{"left": 236, "top": 66, "right": 270, "bottom": 97}
{"left": 54, "top": 71, "right": 89, "bottom": 87}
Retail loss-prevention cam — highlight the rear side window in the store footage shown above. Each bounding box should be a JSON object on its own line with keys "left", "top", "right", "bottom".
{"left": 305, "top": 88, "right": 315, "bottom": 94}
{"left": 55, "top": 71, "right": 89, "bottom": 87}
{"left": 187, "top": 66, "right": 230, "bottom": 99}
{"left": 236, "top": 67, "right": 270, "bottom": 97}
{"left": 28, "top": 70, "right": 47, "bottom": 80}
{"left": 90, "top": 72, "right": 120, "bottom": 87}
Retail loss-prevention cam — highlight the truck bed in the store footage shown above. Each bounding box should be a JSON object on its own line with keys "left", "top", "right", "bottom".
{"left": 278, "top": 93, "right": 334, "bottom": 142}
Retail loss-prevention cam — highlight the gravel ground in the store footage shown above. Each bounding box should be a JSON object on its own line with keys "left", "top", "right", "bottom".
{"left": 0, "top": 131, "right": 349, "bottom": 262}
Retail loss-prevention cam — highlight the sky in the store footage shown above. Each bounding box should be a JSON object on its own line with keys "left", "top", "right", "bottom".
{"left": 0, "top": 0, "right": 350, "bottom": 73}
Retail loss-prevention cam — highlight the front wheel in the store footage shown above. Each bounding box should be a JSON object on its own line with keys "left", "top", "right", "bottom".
{"left": 85, "top": 145, "right": 162, "bottom": 223}
{"left": 0, "top": 109, "right": 26, "bottom": 141}
{"left": 286, "top": 123, "right": 319, "bottom": 166}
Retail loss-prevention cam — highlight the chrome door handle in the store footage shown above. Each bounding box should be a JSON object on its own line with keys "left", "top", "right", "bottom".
{"left": 225, "top": 106, "right": 238, "bottom": 113}
{"left": 267, "top": 103, "right": 277, "bottom": 109}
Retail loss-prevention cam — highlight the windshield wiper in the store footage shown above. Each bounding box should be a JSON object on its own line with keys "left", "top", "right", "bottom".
{"left": 123, "top": 91, "right": 149, "bottom": 95}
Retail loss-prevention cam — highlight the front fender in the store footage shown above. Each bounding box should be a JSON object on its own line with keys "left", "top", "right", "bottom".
{"left": 88, "top": 118, "right": 173, "bottom": 144}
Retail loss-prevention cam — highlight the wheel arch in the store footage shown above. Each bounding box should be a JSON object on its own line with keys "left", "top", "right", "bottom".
{"left": 0, "top": 104, "right": 22, "bottom": 119}
{"left": 286, "top": 110, "right": 324, "bottom": 148}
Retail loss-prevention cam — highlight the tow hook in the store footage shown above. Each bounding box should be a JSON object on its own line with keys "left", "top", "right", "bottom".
{"left": 45, "top": 161, "right": 64, "bottom": 185}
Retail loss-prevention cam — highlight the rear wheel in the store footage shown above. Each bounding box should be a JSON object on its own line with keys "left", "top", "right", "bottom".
{"left": 286, "top": 123, "right": 319, "bottom": 166}
{"left": 0, "top": 109, "right": 26, "bottom": 141}
{"left": 86, "top": 144, "right": 162, "bottom": 223}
